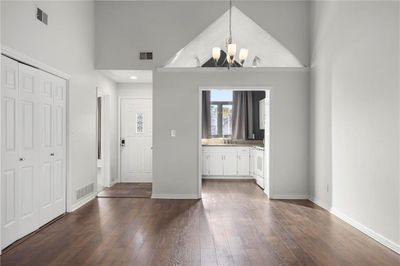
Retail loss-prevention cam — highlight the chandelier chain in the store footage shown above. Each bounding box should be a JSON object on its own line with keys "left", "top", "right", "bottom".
{"left": 229, "top": 0, "right": 232, "bottom": 43}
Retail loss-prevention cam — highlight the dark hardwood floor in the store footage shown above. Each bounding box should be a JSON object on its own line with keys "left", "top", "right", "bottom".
{"left": 97, "top": 183, "right": 152, "bottom": 198}
{"left": 1, "top": 180, "right": 399, "bottom": 265}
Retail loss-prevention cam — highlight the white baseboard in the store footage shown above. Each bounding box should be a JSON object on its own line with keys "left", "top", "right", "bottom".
{"left": 121, "top": 179, "right": 152, "bottom": 183}
{"left": 330, "top": 207, "right": 400, "bottom": 254}
{"left": 269, "top": 194, "right": 309, "bottom": 200}
{"left": 69, "top": 193, "right": 96, "bottom": 212}
{"left": 202, "top": 176, "right": 254, "bottom": 180}
{"left": 309, "top": 196, "right": 399, "bottom": 254}
{"left": 109, "top": 179, "right": 118, "bottom": 187}
{"left": 308, "top": 196, "right": 332, "bottom": 211}
{"left": 151, "top": 193, "right": 200, "bottom": 199}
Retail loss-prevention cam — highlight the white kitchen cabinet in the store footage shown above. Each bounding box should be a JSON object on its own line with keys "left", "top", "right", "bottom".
{"left": 209, "top": 152, "right": 224, "bottom": 175}
{"left": 202, "top": 153, "right": 210, "bottom": 175}
{"left": 202, "top": 147, "right": 250, "bottom": 177}
{"left": 223, "top": 151, "right": 237, "bottom": 175}
{"left": 237, "top": 149, "right": 250, "bottom": 176}
{"left": 259, "top": 98, "right": 265, "bottom": 130}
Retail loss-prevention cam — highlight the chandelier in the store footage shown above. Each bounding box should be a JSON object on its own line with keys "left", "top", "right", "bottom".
{"left": 211, "top": 0, "right": 248, "bottom": 68}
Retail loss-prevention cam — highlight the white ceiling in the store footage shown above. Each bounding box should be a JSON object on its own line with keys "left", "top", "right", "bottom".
{"left": 101, "top": 70, "right": 153, "bottom": 83}
{"left": 165, "top": 6, "right": 303, "bottom": 68}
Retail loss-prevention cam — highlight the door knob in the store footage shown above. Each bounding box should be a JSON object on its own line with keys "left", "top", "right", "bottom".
{"left": 50, "top": 153, "right": 55, "bottom": 156}
{"left": 19, "top": 158, "right": 25, "bottom": 161}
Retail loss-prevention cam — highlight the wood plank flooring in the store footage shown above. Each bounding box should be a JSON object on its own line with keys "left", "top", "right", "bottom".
{"left": 1, "top": 180, "right": 399, "bottom": 265}
{"left": 97, "top": 183, "right": 152, "bottom": 198}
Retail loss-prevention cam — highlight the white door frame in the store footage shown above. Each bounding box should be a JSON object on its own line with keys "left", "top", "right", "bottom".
{"left": 0, "top": 46, "right": 71, "bottom": 251}
{"left": 117, "top": 96, "right": 153, "bottom": 183}
{"left": 198, "top": 86, "right": 271, "bottom": 198}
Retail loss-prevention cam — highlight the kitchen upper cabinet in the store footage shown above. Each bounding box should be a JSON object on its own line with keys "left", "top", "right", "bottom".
{"left": 259, "top": 99, "right": 265, "bottom": 130}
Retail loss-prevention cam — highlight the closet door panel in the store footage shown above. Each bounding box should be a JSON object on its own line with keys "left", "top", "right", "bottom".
{"left": 1, "top": 56, "right": 67, "bottom": 248}
{"left": 18, "top": 64, "right": 40, "bottom": 236}
{"left": 52, "top": 77, "right": 66, "bottom": 217}
{"left": 1, "top": 56, "right": 20, "bottom": 248}
{"left": 38, "top": 71, "right": 55, "bottom": 225}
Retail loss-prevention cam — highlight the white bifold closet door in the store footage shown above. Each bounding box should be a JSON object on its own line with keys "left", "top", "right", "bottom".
{"left": 1, "top": 56, "right": 66, "bottom": 248}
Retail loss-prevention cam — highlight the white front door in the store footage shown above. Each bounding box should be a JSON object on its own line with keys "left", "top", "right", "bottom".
{"left": 120, "top": 98, "right": 152, "bottom": 182}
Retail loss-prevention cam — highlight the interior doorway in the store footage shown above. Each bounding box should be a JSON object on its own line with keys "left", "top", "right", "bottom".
{"left": 198, "top": 87, "right": 270, "bottom": 197}
{"left": 96, "top": 91, "right": 112, "bottom": 193}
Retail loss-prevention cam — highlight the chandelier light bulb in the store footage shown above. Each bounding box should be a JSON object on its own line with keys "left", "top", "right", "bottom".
{"left": 212, "top": 47, "right": 221, "bottom": 61}
{"left": 227, "top": 43, "right": 237, "bottom": 57}
{"left": 239, "top": 48, "right": 249, "bottom": 62}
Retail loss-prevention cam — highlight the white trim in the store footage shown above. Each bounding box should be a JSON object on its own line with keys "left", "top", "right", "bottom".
{"left": 330, "top": 207, "right": 400, "bottom": 254}
{"left": 309, "top": 196, "right": 332, "bottom": 211}
{"left": 151, "top": 193, "right": 200, "bottom": 199}
{"left": 69, "top": 194, "right": 96, "bottom": 212}
{"left": 0, "top": 51, "right": 71, "bottom": 249}
{"left": 157, "top": 67, "right": 310, "bottom": 73}
{"left": 1, "top": 45, "right": 71, "bottom": 80}
{"left": 269, "top": 194, "right": 310, "bottom": 200}
{"left": 309, "top": 197, "right": 400, "bottom": 254}
{"left": 202, "top": 176, "right": 254, "bottom": 180}
{"left": 198, "top": 86, "right": 271, "bottom": 199}
{"left": 109, "top": 179, "right": 118, "bottom": 187}
{"left": 118, "top": 96, "right": 153, "bottom": 183}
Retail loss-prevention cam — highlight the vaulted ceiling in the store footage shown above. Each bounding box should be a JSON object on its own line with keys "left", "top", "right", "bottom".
{"left": 164, "top": 6, "right": 304, "bottom": 68}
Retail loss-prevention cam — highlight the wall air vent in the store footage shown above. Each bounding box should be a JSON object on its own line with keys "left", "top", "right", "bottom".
{"left": 76, "top": 183, "right": 95, "bottom": 200}
{"left": 36, "top": 8, "right": 48, "bottom": 25}
{"left": 140, "top": 52, "right": 153, "bottom": 60}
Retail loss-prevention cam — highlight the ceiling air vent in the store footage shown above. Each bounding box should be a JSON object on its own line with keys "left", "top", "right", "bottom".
{"left": 140, "top": 52, "right": 153, "bottom": 60}
{"left": 36, "top": 8, "right": 48, "bottom": 25}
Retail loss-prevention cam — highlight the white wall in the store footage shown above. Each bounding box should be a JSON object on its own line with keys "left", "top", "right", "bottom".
{"left": 118, "top": 83, "right": 152, "bottom": 99}
{"left": 95, "top": 0, "right": 310, "bottom": 69}
{"left": 1, "top": 0, "right": 117, "bottom": 209}
{"left": 98, "top": 81, "right": 118, "bottom": 186}
{"left": 153, "top": 69, "right": 309, "bottom": 198}
{"left": 310, "top": 1, "right": 400, "bottom": 251}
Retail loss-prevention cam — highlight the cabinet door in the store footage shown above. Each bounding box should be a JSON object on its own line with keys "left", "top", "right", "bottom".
{"left": 250, "top": 149, "right": 255, "bottom": 176}
{"left": 202, "top": 152, "right": 210, "bottom": 175}
{"left": 209, "top": 153, "right": 223, "bottom": 175}
{"left": 237, "top": 151, "right": 250, "bottom": 176}
{"left": 259, "top": 99, "right": 265, "bottom": 130}
{"left": 223, "top": 151, "right": 237, "bottom": 176}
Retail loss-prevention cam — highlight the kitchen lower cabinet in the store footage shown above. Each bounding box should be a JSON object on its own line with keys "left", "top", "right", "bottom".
{"left": 237, "top": 149, "right": 250, "bottom": 176}
{"left": 223, "top": 151, "right": 237, "bottom": 175}
{"left": 202, "top": 147, "right": 250, "bottom": 177}
{"left": 209, "top": 152, "right": 223, "bottom": 175}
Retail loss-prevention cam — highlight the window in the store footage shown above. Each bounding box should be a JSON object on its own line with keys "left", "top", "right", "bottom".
{"left": 210, "top": 90, "right": 233, "bottom": 137}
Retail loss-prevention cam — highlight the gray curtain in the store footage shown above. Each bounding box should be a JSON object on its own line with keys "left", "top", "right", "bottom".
{"left": 202, "top": 91, "right": 211, "bottom": 138}
{"left": 232, "top": 91, "right": 254, "bottom": 140}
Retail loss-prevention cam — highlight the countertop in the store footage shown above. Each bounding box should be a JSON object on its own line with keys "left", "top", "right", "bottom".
{"left": 202, "top": 144, "right": 264, "bottom": 149}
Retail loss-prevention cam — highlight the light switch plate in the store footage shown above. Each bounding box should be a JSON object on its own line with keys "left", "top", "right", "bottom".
{"left": 171, "top": 129, "right": 176, "bottom": 137}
